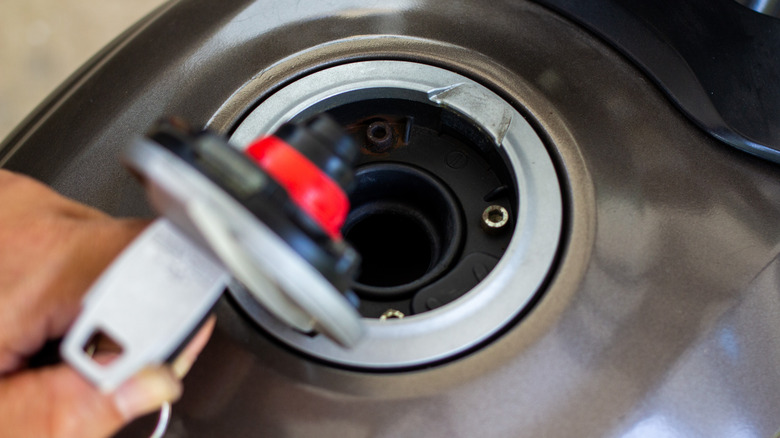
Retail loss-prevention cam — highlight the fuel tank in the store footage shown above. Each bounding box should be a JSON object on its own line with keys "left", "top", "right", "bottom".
{"left": 2, "top": 1, "right": 779, "bottom": 437}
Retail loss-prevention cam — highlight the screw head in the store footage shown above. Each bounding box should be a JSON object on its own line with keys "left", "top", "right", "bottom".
{"left": 481, "top": 205, "right": 509, "bottom": 234}
{"left": 365, "top": 121, "right": 394, "bottom": 153}
{"left": 379, "top": 309, "right": 406, "bottom": 320}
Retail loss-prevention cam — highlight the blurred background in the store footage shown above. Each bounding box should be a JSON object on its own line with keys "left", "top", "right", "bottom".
{"left": 0, "top": 0, "right": 165, "bottom": 142}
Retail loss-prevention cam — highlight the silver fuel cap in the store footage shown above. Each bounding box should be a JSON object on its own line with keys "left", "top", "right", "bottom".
{"left": 62, "top": 117, "right": 363, "bottom": 391}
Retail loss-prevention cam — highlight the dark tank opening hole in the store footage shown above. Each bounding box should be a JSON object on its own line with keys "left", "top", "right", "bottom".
{"left": 345, "top": 210, "right": 435, "bottom": 288}
{"left": 342, "top": 163, "right": 462, "bottom": 301}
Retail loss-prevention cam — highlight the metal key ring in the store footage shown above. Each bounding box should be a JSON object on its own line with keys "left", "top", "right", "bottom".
{"left": 148, "top": 401, "right": 171, "bottom": 438}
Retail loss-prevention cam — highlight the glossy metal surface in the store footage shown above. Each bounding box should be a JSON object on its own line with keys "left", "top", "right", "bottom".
{"left": 536, "top": 0, "right": 780, "bottom": 162}
{"left": 736, "top": 0, "right": 780, "bottom": 17}
{"left": 1, "top": 1, "right": 779, "bottom": 436}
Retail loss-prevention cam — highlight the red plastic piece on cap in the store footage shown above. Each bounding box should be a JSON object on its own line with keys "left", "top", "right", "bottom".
{"left": 245, "top": 136, "right": 349, "bottom": 240}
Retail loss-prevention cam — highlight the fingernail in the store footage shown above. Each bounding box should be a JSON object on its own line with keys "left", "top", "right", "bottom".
{"left": 172, "top": 317, "right": 215, "bottom": 379}
{"left": 113, "top": 367, "right": 182, "bottom": 420}
{"left": 171, "top": 354, "right": 194, "bottom": 379}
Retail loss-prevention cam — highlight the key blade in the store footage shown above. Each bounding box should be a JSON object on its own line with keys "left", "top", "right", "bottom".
{"left": 61, "top": 218, "right": 228, "bottom": 392}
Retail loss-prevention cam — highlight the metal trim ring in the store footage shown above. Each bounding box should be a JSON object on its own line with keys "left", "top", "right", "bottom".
{"left": 230, "top": 61, "right": 564, "bottom": 368}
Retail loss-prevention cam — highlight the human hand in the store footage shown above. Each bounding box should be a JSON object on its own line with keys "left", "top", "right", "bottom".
{"left": 0, "top": 169, "right": 214, "bottom": 438}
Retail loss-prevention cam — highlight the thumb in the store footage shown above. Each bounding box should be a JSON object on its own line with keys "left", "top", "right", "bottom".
{"left": 0, "top": 364, "right": 180, "bottom": 438}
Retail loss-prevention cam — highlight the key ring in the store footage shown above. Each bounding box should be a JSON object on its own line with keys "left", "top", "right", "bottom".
{"left": 148, "top": 401, "right": 171, "bottom": 438}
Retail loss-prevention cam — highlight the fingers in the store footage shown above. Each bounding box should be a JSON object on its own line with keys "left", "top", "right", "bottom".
{"left": 41, "top": 218, "right": 150, "bottom": 338}
{"left": 0, "top": 217, "right": 148, "bottom": 371}
{"left": 0, "top": 171, "right": 218, "bottom": 437}
{"left": 172, "top": 316, "right": 216, "bottom": 379}
{"left": 0, "top": 317, "right": 215, "bottom": 438}
{"left": 113, "top": 367, "right": 182, "bottom": 423}
{"left": 0, "top": 170, "right": 106, "bottom": 221}
{"left": 0, "top": 364, "right": 180, "bottom": 438}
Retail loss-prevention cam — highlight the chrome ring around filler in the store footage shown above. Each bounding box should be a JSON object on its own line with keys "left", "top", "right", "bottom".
{"left": 231, "top": 61, "right": 563, "bottom": 369}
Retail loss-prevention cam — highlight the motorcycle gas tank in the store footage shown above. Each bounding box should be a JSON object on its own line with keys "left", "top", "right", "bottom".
{"left": 2, "top": 1, "right": 779, "bottom": 437}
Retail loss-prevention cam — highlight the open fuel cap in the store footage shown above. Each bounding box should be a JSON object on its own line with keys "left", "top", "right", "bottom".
{"left": 62, "top": 115, "right": 363, "bottom": 391}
